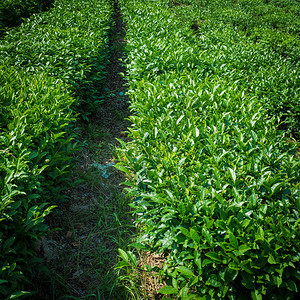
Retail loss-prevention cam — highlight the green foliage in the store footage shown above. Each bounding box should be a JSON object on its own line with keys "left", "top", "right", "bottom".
{"left": 0, "top": 66, "right": 76, "bottom": 298}
{"left": 173, "top": 0, "right": 300, "bottom": 136}
{"left": 117, "top": 0, "right": 300, "bottom": 298}
{"left": 0, "top": 0, "right": 54, "bottom": 37}
{"left": 219, "top": 0, "right": 300, "bottom": 60}
{"left": 0, "top": 0, "right": 112, "bottom": 298}
{"left": 0, "top": 0, "right": 113, "bottom": 119}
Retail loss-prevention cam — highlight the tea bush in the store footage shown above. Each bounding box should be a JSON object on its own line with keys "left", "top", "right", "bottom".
{"left": 117, "top": 0, "right": 300, "bottom": 299}
{"left": 172, "top": 0, "right": 300, "bottom": 136}
{"left": 0, "top": 0, "right": 113, "bottom": 118}
{"left": 0, "top": 0, "right": 112, "bottom": 298}
{"left": 0, "top": 66, "right": 77, "bottom": 298}
{"left": 178, "top": 0, "right": 300, "bottom": 63}
{"left": 0, "top": 0, "right": 54, "bottom": 37}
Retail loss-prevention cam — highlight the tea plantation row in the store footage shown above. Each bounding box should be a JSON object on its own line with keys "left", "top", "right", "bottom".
{"left": 0, "top": 0, "right": 112, "bottom": 297}
{"left": 183, "top": 0, "right": 300, "bottom": 64}
{"left": 172, "top": 0, "right": 300, "bottom": 138}
{"left": 117, "top": 0, "right": 300, "bottom": 299}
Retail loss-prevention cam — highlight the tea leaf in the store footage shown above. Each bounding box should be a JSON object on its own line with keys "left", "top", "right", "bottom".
{"left": 229, "top": 232, "right": 238, "bottom": 249}
{"left": 158, "top": 286, "right": 178, "bottom": 295}
{"left": 118, "top": 249, "right": 129, "bottom": 263}
{"left": 176, "top": 266, "right": 195, "bottom": 278}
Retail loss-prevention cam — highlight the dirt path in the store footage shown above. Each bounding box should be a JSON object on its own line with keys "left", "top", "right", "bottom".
{"left": 32, "top": 1, "right": 133, "bottom": 299}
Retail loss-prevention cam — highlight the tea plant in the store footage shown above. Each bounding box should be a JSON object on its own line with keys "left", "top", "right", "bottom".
{"left": 0, "top": 0, "right": 113, "bottom": 118}
{"left": 117, "top": 0, "right": 300, "bottom": 298}
{"left": 0, "top": 65, "right": 77, "bottom": 298}
{"left": 0, "top": 0, "right": 113, "bottom": 298}
{"left": 171, "top": 0, "right": 300, "bottom": 136}
{"left": 174, "top": 0, "right": 300, "bottom": 62}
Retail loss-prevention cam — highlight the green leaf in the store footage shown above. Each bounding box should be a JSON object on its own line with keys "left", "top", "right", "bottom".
{"left": 176, "top": 114, "right": 184, "bottom": 125}
{"left": 166, "top": 190, "right": 175, "bottom": 201}
{"left": 160, "top": 232, "right": 173, "bottom": 251}
{"left": 180, "top": 286, "right": 190, "bottom": 299}
{"left": 205, "top": 252, "right": 222, "bottom": 262}
{"left": 29, "top": 151, "right": 38, "bottom": 159}
{"left": 180, "top": 227, "right": 190, "bottom": 238}
{"left": 0, "top": 280, "right": 8, "bottom": 284}
{"left": 267, "top": 254, "right": 276, "bottom": 264}
{"left": 176, "top": 266, "right": 195, "bottom": 278}
{"left": 225, "top": 268, "right": 238, "bottom": 283}
{"left": 118, "top": 248, "right": 129, "bottom": 263}
{"left": 158, "top": 286, "right": 178, "bottom": 295}
{"left": 273, "top": 275, "right": 282, "bottom": 288}
{"left": 115, "top": 261, "right": 131, "bottom": 269}
{"left": 207, "top": 274, "right": 222, "bottom": 287}
{"left": 242, "top": 272, "right": 255, "bottom": 289}
{"left": 242, "top": 219, "right": 251, "bottom": 228}
{"left": 127, "top": 251, "right": 138, "bottom": 266}
{"left": 229, "top": 232, "right": 239, "bottom": 249}
{"left": 178, "top": 157, "right": 186, "bottom": 167}
{"left": 271, "top": 182, "right": 285, "bottom": 195}
{"left": 9, "top": 291, "right": 31, "bottom": 299}
{"left": 114, "top": 163, "right": 130, "bottom": 174}
{"left": 286, "top": 279, "right": 298, "bottom": 292}
{"left": 239, "top": 244, "right": 251, "bottom": 253}
{"left": 255, "top": 227, "right": 264, "bottom": 241}
{"left": 129, "top": 242, "right": 147, "bottom": 250}
{"left": 202, "top": 227, "right": 213, "bottom": 244}
{"left": 190, "top": 228, "right": 200, "bottom": 243}
{"left": 190, "top": 276, "right": 199, "bottom": 286}
{"left": 195, "top": 257, "right": 201, "bottom": 270}
{"left": 228, "top": 262, "right": 240, "bottom": 270}
{"left": 228, "top": 167, "right": 236, "bottom": 183}
{"left": 251, "top": 290, "right": 262, "bottom": 300}
{"left": 3, "top": 236, "right": 16, "bottom": 251}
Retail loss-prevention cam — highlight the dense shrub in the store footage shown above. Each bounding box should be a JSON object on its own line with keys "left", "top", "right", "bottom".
{"left": 169, "top": 0, "right": 300, "bottom": 137}
{"left": 0, "top": 0, "right": 112, "bottom": 119}
{"left": 0, "top": 0, "right": 112, "bottom": 297}
{"left": 179, "top": 0, "right": 300, "bottom": 62}
{"left": 0, "top": 0, "right": 54, "bottom": 37}
{"left": 117, "top": 0, "right": 300, "bottom": 299}
{"left": 0, "top": 66, "right": 76, "bottom": 298}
